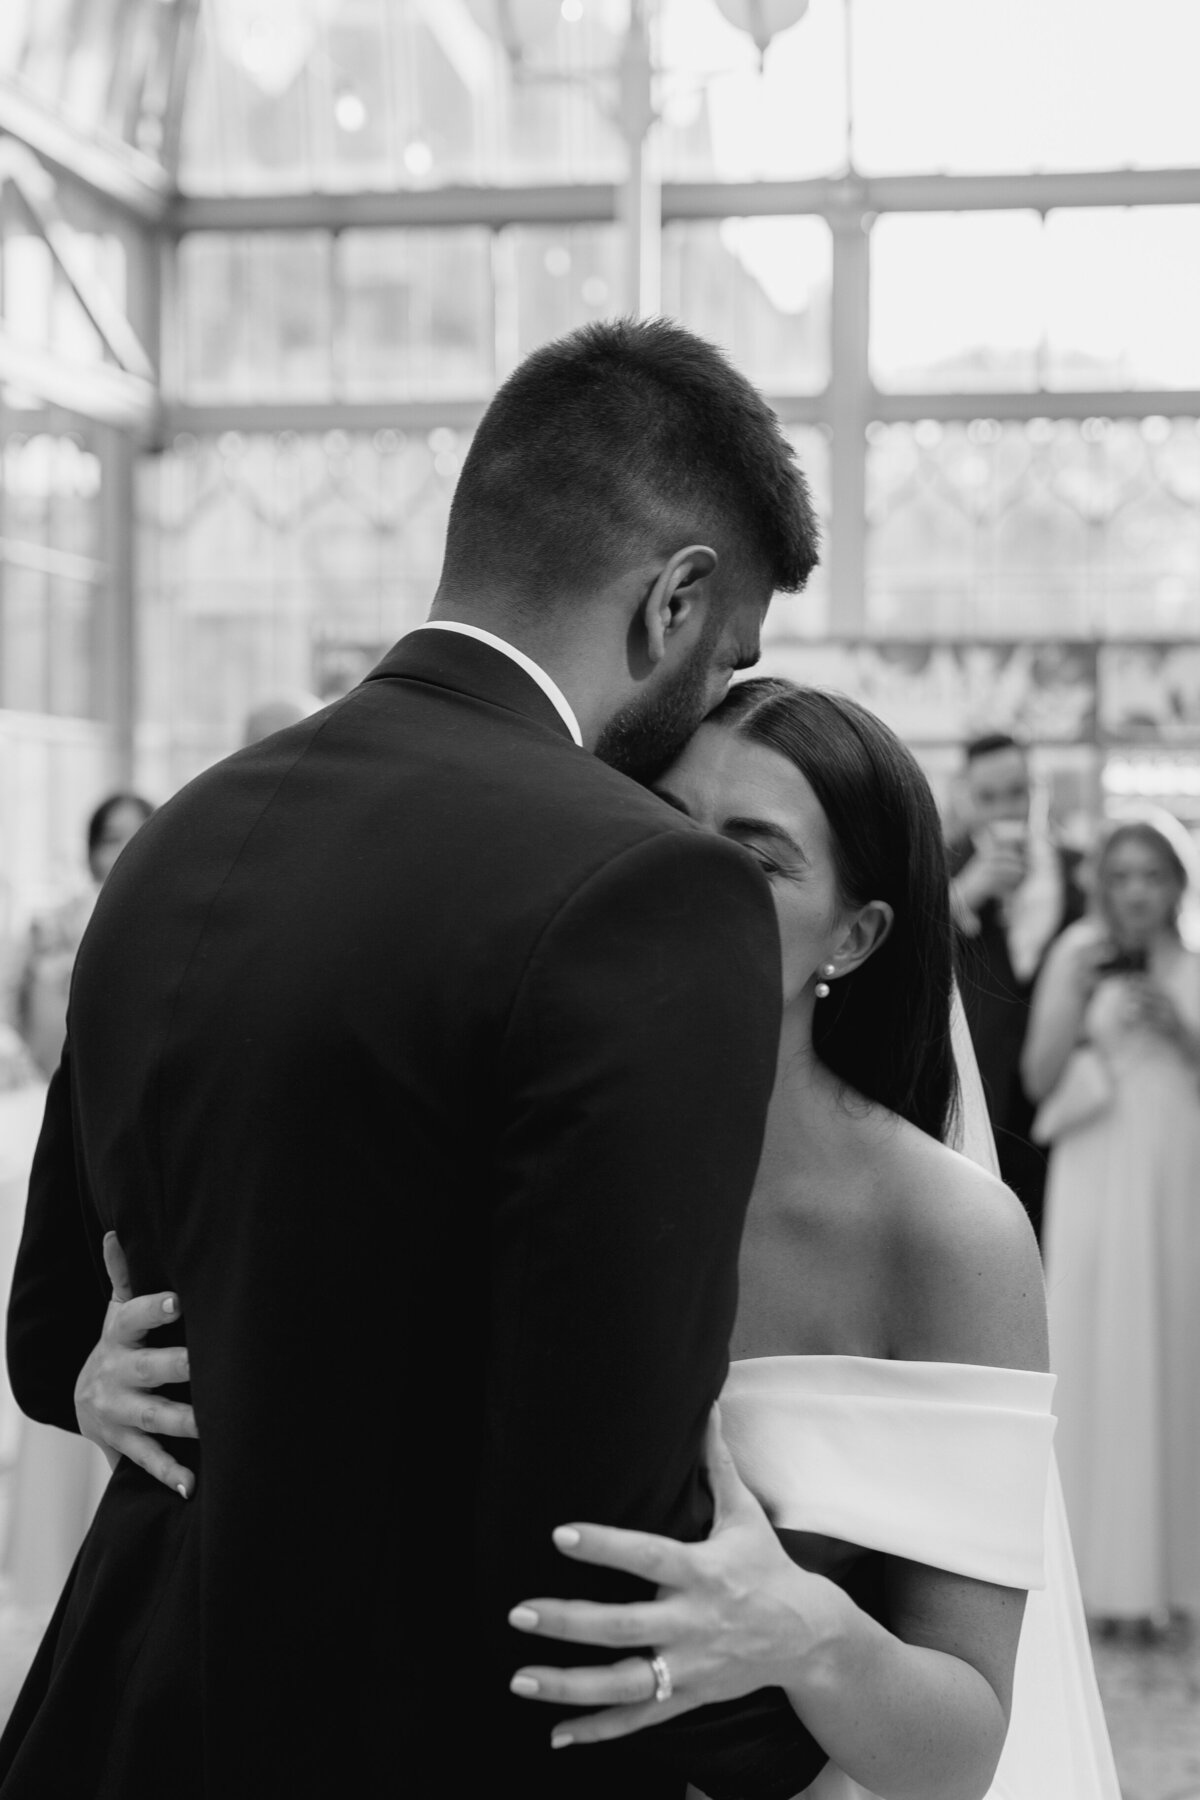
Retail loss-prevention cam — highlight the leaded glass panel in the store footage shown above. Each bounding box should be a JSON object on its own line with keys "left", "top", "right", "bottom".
{"left": 865, "top": 419, "right": 1200, "bottom": 641}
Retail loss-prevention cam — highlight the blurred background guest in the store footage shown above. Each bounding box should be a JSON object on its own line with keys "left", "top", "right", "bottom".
{"left": 1024, "top": 820, "right": 1200, "bottom": 1633}
{"left": 12, "top": 795, "right": 154, "bottom": 1082}
{"left": 948, "top": 733, "right": 1086, "bottom": 1241}
{"left": 2, "top": 791, "right": 153, "bottom": 1615}
{"left": 241, "top": 692, "right": 322, "bottom": 747}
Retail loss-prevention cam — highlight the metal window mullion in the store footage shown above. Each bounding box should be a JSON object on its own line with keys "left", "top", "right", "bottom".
{"left": 829, "top": 206, "right": 869, "bottom": 636}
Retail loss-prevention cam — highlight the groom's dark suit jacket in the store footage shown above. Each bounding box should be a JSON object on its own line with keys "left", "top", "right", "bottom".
{"left": 1, "top": 632, "right": 825, "bottom": 1799}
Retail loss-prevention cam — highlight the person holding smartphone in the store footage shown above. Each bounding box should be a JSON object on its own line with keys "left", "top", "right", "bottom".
{"left": 1023, "top": 819, "right": 1200, "bottom": 1633}
{"left": 947, "top": 734, "right": 1086, "bottom": 1242}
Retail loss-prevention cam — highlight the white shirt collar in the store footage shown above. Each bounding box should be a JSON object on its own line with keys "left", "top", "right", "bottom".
{"left": 413, "top": 621, "right": 583, "bottom": 747}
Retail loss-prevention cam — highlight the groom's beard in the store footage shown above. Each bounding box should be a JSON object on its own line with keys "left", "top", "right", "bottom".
{"left": 594, "top": 639, "right": 721, "bottom": 784}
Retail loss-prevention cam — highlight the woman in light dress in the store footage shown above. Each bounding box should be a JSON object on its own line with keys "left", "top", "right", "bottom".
{"left": 1024, "top": 819, "right": 1200, "bottom": 1630}
{"left": 506, "top": 681, "right": 1118, "bottom": 1800}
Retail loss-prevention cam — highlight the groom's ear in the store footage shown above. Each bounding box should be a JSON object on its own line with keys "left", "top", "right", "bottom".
{"left": 831, "top": 900, "right": 894, "bottom": 978}
{"left": 640, "top": 544, "right": 718, "bottom": 665}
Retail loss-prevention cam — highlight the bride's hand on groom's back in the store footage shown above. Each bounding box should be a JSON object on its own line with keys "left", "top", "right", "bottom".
{"left": 74, "top": 1231, "right": 198, "bottom": 1498}
{"left": 507, "top": 1406, "right": 835, "bottom": 1748}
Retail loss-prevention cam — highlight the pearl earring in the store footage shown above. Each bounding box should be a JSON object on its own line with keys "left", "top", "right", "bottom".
{"left": 814, "top": 962, "right": 836, "bottom": 999}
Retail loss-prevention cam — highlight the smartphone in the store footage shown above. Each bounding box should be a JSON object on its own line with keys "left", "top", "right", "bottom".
{"left": 1096, "top": 945, "right": 1148, "bottom": 976}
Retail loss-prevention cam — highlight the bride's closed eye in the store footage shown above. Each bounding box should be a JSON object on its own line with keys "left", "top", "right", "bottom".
{"left": 727, "top": 820, "right": 808, "bottom": 883}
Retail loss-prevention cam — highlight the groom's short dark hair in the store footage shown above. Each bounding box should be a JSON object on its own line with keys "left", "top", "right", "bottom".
{"left": 441, "top": 318, "right": 819, "bottom": 605}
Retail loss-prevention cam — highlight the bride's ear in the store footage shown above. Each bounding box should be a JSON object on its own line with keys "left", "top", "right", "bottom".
{"left": 830, "top": 900, "right": 894, "bottom": 978}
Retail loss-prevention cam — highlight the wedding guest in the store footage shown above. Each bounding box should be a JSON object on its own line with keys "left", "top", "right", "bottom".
{"left": 948, "top": 734, "right": 1085, "bottom": 1240}
{"left": 4, "top": 792, "right": 153, "bottom": 1612}
{"left": 241, "top": 692, "right": 321, "bottom": 746}
{"left": 14, "top": 794, "right": 154, "bottom": 1079}
{"left": 1024, "top": 820, "right": 1200, "bottom": 1629}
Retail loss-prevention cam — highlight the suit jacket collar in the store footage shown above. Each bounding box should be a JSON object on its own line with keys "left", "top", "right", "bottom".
{"left": 364, "top": 629, "right": 579, "bottom": 746}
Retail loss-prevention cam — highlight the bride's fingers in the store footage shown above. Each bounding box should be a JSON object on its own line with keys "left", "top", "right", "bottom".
{"left": 117, "top": 1345, "right": 191, "bottom": 1391}
{"left": 103, "top": 1424, "right": 195, "bottom": 1499}
{"left": 549, "top": 1695, "right": 692, "bottom": 1749}
{"left": 509, "top": 1595, "right": 677, "bottom": 1648}
{"left": 102, "top": 1231, "right": 134, "bottom": 1303}
{"left": 110, "top": 1290, "right": 182, "bottom": 1345}
{"left": 510, "top": 1654, "right": 669, "bottom": 1708}
{"left": 546, "top": 1521, "right": 694, "bottom": 1587}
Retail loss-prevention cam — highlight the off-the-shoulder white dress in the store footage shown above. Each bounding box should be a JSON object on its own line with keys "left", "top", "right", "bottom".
{"left": 717, "top": 1355, "right": 1120, "bottom": 1800}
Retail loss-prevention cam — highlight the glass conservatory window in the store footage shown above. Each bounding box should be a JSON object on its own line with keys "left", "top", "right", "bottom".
{"left": 1, "top": 434, "right": 103, "bottom": 719}
{"left": 662, "top": 218, "right": 831, "bottom": 395}
{"left": 1040, "top": 209, "right": 1200, "bottom": 391}
{"left": 139, "top": 428, "right": 463, "bottom": 787}
{"left": 865, "top": 418, "right": 1200, "bottom": 641}
{"left": 178, "top": 232, "right": 337, "bottom": 400}
{"left": 852, "top": 0, "right": 1200, "bottom": 175}
{"left": 180, "top": 0, "right": 628, "bottom": 195}
{"left": 871, "top": 213, "right": 1045, "bottom": 393}
{"left": 0, "top": 0, "right": 182, "bottom": 159}
{"left": 339, "top": 229, "right": 496, "bottom": 397}
{"left": 656, "top": 0, "right": 848, "bottom": 183}
{"left": 872, "top": 209, "right": 1200, "bottom": 395}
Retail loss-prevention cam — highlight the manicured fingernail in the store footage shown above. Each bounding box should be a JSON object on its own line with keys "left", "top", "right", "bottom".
{"left": 551, "top": 1732, "right": 574, "bottom": 1750}
{"left": 162, "top": 1296, "right": 176, "bottom": 1316}
{"left": 553, "top": 1526, "right": 581, "bottom": 1549}
{"left": 508, "top": 1605, "right": 539, "bottom": 1630}
{"left": 175, "top": 1484, "right": 189, "bottom": 1501}
{"left": 510, "top": 1674, "right": 539, "bottom": 1696}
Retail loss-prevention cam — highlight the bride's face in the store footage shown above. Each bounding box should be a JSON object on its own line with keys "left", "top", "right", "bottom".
{"left": 654, "top": 723, "right": 847, "bottom": 1007}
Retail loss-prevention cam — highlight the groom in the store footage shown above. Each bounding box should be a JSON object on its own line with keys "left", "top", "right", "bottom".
{"left": 3, "top": 320, "right": 820, "bottom": 1798}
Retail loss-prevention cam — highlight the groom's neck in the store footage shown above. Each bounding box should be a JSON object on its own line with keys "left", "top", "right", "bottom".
{"left": 425, "top": 588, "right": 629, "bottom": 754}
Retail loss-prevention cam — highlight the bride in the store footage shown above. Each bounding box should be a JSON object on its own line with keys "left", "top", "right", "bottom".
{"left": 75, "top": 679, "right": 1117, "bottom": 1799}
{"left": 504, "top": 679, "right": 1119, "bottom": 1800}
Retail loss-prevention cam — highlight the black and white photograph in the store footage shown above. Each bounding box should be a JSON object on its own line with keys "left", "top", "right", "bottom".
{"left": 0, "top": 2, "right": 1198, "bottom": 1795}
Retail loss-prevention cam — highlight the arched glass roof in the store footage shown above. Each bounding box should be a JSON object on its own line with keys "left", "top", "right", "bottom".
{"left": 3, "top": 0, "right": 1200, "bottom": 199}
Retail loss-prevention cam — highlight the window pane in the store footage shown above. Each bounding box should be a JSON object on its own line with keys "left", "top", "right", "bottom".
{"left": 180, "top": 0, "right": 624, "bottom": 195}
{"left": 1043, "top": 209, "right": 1200, "bottom": 391}
{"left": 658, "top": 0, "right": 847, "bottom": 182}
{"left": 1, "top": 435, "right": 102, "bottom": 720}
{"left": 0, "top": 565, "right": 49, "bottom": 712}
{"left": 873, "top": 209, "right": 1200, "bottom": 394}
{"left": 853, "top": 0, "right": 1200, "bottom": 174}
{"left": 500, "top": 226, "right": 622, "bottom": 366}
{"left": 139, "top": 429, "right": 463, "bottom": 792}
{"left": 178, "top": 233, "right": 333, "bottom": 400}
{"left": 663, "top": 218, "right": 830, "bottom": 395}
{"left": 46, "top": 576, "right": 99, "bottom": 719}
{"left": 871, "top": 214, "right": 1043, "bottom": 393}
{"left": 337, "top": 230, "right": 493, "bottom": 399}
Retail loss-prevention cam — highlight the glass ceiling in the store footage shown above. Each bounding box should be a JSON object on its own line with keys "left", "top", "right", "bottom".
{"left": 2, "top": 0, "right": 1199, "bottom": 196}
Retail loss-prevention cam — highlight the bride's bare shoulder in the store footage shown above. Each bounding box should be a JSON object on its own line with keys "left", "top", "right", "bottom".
{"left": 870, "top": 1123, "right": 1048, "bottom": 1372}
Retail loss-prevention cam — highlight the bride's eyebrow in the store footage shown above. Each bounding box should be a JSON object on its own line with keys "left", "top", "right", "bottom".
{"left": 726, "top": 818, "right": 808, "bottom": 863}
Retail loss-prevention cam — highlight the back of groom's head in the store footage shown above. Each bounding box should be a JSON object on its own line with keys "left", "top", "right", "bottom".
{"left": 440, "top": 318, "right": 819, "bottom": 609}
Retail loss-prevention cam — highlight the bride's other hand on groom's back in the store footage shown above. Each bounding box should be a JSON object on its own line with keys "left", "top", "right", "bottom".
{"left": 73, "top": 1230, "right": 197, "bottom": 1497}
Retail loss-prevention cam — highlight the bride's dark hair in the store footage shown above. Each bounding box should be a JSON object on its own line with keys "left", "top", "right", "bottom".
{"left": 706, "top": 678, "right": 959, "bottom": 1144}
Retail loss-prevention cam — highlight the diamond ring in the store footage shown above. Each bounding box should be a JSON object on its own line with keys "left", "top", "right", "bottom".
{"left": 647, "top": 1652, "right": 673, "bottom": 1704}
